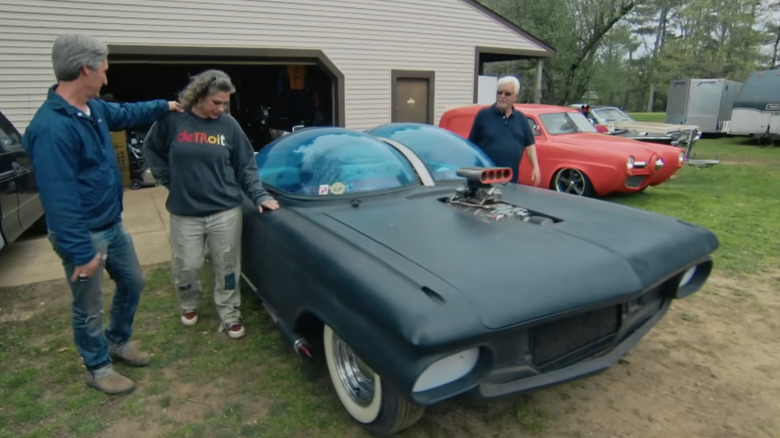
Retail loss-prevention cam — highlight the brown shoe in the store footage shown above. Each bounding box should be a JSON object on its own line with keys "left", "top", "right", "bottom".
{"left": 85, "top": 369, "right": 135, "bottom": 395}
{"left": 110, "top": 343, "right": 151, "bottom": 367}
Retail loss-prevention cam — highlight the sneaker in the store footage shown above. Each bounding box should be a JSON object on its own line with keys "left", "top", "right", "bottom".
{"left": 223, "top": 322, "right": 245, "bottom": 339}
{"left": 181, "top": 309, "right": 198, "bottom": 326}
{"left": 110, "top": 343, "right": 151, "bottom": 367}
{"left": 85, "top": 369, "right": 135, "bottom": 395}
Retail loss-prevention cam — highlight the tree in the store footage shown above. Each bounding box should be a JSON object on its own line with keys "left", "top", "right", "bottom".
{"left": 770, "top": 24, "right": 780, "bottom": 68}
{"left": 660, "top": 0, "right": 764, "bottom": 93}
{"left": 479, "top": 0, "right": 774, "bottom": 110}
{"left": 762, "top": 0, "right": 780, "bottom": 68}
{"left": 589, "top": 23, "right": 641, "bottom": 107}
{"left": 478, "top": 0, "right": 640, "bottom": 104}
{"left": 628, "top": 0, "right": 682, "bottom": 111}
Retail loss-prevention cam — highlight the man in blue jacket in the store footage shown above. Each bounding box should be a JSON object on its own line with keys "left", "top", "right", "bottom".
{"left": 22, "top": 34, "right": 182, "bottom": 395}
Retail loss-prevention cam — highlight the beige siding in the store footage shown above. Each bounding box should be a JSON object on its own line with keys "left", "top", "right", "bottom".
{"left": 0, "top": 0, "right": 547, "bottom": 132}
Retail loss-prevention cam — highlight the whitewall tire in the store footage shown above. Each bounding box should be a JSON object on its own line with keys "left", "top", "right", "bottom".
{"left": 323, "top": 324, "right": 425, "bottom": 436}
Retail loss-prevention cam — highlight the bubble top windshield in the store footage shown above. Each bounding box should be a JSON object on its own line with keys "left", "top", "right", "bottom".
{"left": 367, "top": 123, "right": 493, "bottom": 181}
{"left": 256, "top": 127, "right": 419, "bottom": 196}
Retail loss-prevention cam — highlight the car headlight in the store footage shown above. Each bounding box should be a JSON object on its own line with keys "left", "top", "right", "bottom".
{"left": 654, "top": 157, "right": 664, "bottom": 171}
{"left": 678, "top": 151, "right": 686, "bottom": 164}
{"left": 627, "top": 156, "right": 635, "bottom": 170}
{"left": 412, "top": 348, "right": 479, "bottom": 393}
{"left": 680, "top": 267, "right": 696, "bottom": 286}
{"left": 675, "top": 261, "right": 713, "bottom": 299}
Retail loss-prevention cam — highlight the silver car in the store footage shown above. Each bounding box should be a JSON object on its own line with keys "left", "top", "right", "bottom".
{"left": 574, "top": 104, "right": 701, "bottom": 148}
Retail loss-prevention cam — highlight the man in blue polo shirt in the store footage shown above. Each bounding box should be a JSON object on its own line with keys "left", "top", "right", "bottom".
{"left": 468, "top": 76, "right": 541, "bottom": 185}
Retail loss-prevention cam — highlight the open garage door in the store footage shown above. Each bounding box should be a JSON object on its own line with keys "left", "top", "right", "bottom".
{"left": 104, "top": 46, "right": 344, "bottom": 150}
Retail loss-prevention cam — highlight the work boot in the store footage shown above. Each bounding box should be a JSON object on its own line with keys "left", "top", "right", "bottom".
{"left": 85, "top": 369, "right": 135, "bottom": 395}
{"left": 110, "top": 343, "right": 151, "bottom": 367}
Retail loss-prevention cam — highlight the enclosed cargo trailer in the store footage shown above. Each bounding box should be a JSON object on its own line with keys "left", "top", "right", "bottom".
{"left": 665, "top": 78, "right": 742, "bottom": 134}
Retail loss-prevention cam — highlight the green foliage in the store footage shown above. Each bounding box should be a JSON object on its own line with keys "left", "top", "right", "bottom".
{"left": 0, "top": 134, "right": 776, "bottom": 437}
{"left": 628, "top": 111, "right": 667, "bottom": 122}
{"left": 479, "top": 0, "right": 641, "bottom": 104}
{"left": 478, "top": 0, "right": 777, "bottom": 110}
{"left": 654, "top": 0, "right": 765, "bottom": 88}
{"left": 608, "top": 135, "right": 780, "bottom": 274}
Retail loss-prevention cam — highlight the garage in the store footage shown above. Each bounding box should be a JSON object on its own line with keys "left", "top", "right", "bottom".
{"left": 103, "top": 46, "right": 344, "bottom": 150}
{"left": 1, "top": 0, "right": 555, "bottom": 134}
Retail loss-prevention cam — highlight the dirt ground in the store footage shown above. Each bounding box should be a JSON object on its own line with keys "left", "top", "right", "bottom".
{"left": 2, "top": 268, "right": 778, "bottom": 438}
{"left": 403, "top": 269, "right": 780, "bottom": 438}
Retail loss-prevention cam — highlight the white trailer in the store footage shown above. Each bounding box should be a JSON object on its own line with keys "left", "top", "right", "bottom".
{"left": 728, "top": 70, "right": 780, "bottom": 141}
{"left": 665, "top": 78, "right": 742, "bottom": 134}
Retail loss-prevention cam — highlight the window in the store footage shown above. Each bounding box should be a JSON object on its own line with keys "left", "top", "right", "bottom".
{"left": 539, "top": 112, "right": 599, "bottom": 135}
{"left": 257, "top": 128, "right": 418, "bottom": 195}
{"left": 368, "top": 123, "right": 493, "bottom": 181}
{"left": 0, "top": 115, "right": 22, "bottom": 152}
{"left": 526, "top": 117, "right": 541, "bottom": 136}
{"left": 592, "top": 107, "right": 633, "bottom": 123}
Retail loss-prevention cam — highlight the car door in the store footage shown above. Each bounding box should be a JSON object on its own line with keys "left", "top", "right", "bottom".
{"left": 0, "top": 113, "right": 43, "bottom": 232}
{"left": 0, "top": 113, "right": 23, "bottom": 249}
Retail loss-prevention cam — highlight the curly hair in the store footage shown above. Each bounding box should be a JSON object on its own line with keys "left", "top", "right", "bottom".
{"left": 178, "top": 69, "right": 236, "bottom": 110}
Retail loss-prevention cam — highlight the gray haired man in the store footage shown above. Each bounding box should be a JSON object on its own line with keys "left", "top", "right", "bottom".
{"left": 22, "top": 34, "right": 182, "bottom": 395}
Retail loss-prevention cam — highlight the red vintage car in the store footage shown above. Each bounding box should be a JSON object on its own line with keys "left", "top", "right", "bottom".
{"left": 439, "top": 104, "right": 685, "bottom": 196}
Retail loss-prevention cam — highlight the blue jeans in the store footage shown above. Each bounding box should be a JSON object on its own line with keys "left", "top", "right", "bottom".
{"left": 49, "top": 223, "right": 145, "bottom": 371}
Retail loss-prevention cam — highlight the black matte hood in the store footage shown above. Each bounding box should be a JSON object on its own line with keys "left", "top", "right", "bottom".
{"left": 321, "top": 185, "right": 717, "bottom": 330}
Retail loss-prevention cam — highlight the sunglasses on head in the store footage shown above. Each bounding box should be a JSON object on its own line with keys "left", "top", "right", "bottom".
{"left": 496, "top": 90, "right": 513, "bottom": 97}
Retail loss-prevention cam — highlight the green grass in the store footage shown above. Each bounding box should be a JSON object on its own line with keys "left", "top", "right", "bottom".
{"left": 0, "top": 268, "right": 363, "bottom": 438}
{"left": 606, "top": 135, "right": 780, "bottom": 274}
{"left": 0, "top": 132, "right": 777, "bottom": 437}
{"left": 628, "top": 112, "right": 667, "bottom": 123}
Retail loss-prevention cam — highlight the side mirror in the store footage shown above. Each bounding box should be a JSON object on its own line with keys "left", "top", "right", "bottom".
{"left": 532, "top": 125, "right": 542, "bottom": 136}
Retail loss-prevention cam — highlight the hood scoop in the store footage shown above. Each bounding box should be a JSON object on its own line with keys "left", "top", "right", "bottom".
{"left": 442, "top": 167, "right": 560, "bottom": 225}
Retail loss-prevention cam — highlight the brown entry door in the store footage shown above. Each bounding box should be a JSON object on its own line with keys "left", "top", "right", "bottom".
{"left": 394, "top": 78, "right": 430, "bottom": 123}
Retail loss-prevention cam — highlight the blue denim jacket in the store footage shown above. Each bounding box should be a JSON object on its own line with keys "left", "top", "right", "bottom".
{"left": 22, "top": 86, "right": 169, "bottom": 265}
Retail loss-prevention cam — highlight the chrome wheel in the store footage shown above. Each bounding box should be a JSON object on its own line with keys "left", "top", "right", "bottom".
{"left": 323, "top": 325, "right": 425, "bottom": 434}
{"left": 324, "top": 325, "right": 382, "bottom": 423}
{"left": 332, "top": 332, "right": 377, "bottom": 407}
{"left": 553, "top": 168, "right": 593, "bottom": 196}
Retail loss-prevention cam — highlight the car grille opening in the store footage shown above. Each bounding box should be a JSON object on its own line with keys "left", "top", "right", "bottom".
{"left": 624, "top": 175, "right": 645, "bottom": 188}
{"left": 531, "top": 306, "right": 620, "bottom": 372}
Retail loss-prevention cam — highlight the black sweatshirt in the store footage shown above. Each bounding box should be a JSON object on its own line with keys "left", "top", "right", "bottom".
{"left": 143, "top": 111, "right": 272, "bottom": 216}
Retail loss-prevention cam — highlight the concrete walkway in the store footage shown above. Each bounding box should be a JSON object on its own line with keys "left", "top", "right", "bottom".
{"left": 0, "top": 186, "right": 171, "bottom": 288}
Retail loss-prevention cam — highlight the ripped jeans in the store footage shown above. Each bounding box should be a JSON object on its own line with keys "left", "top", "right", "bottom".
{"left": 49, "top": 223, "right": 145, "bottom": 371}
{"left": 169, "top": 206, "right": 242, "bottom": 324}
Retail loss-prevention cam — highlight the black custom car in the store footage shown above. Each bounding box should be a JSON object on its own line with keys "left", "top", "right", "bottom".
{"left": 241, "top": 124, "right": 718, "bottom": 436}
